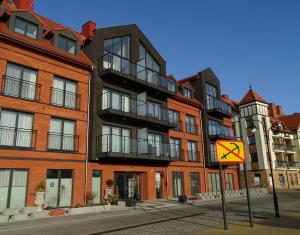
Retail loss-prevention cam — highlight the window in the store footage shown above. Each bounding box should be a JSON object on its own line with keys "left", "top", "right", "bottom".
{"left": 205, "top": 83, "right": 217, "bottom": 110}
{"left": 0, "top": 110, "right": 33, "bottom": 148}
{"left": 190, "top": 173, "right": 200, "bottom": 196}
{"left": 104, "top": 36, "right": 130, "bottom": 74}
{"left": 58, "top": 35, "right": 76, "bottom": 54}
{"left": 205, "top": 83, "right": 217, "bottom": 97}
{"left": 183, "top": 88, "right": 192, "bottom": 99}
{"left": 48, "top": 118, "right": 76, "bottom": 151}
{"left": 210, "top": 144, "right": 217, "bottom": 163}
{"left": 172, "top": 172, "right": 183, "bottom": 197}
{"left": 168, "top": 110, "right": 179, "bottom": 124}
{"left": 137, "top": 44, "right": 160, "bottom": 84}
{"left": 208, "top": 119, "right": 219, "bottom": 135}
{"left": 248, "top": 135, "right": 256, "bottom": 145}
{"left": 148, "top": 133, "right": 162, "bottom": 156}
{"left": 208, "top": 173, "right": 220, "bottom": 192}
{"left": 170, "top": 138, "right": 181, "bottom": 160}
{"left": 254, "top": 174, "right": 261, "bottom": 186}
{"left": 186, "top": 115, "right": 196, "bottom": 134}
{"left": 14, "top": 17, "right": 38, "bottom": 39}
{"left": 102, "top": 125, "right": 130, "bottom": 153}
{"left": 4, "top": 63, "right": 37, "bottom": 101}
{"left": 246, "top": 118, "right": 254, "bottom": 129}
{"left": 51, "top": 77, "right": 77, "bottom": 109}
{"left": 188, "top": 141, "right": 197, "bottom": 162}
{"left": 289, "top": 174, "right": 294, "bottom": 186}
{"left": 147, "top": 102, "right": 161, "bottom": 120}
{"left": 226, "top": 174, "right": 234, "bottom": 191}
{"left": 294, "top": 174, "right": 299, "bottom": 185}
{"left": 250, "top": 153, "right": 258, "bottom": 162}
{"left": 102, "top": 88, "right": 130, "bottom": 112}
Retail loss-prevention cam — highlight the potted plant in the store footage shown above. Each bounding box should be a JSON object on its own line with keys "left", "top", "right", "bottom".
{"left": 108, "top": 194, "right": 119, "bottom": 205}
{"left": 106, "top": 179, "right": 114, "bottom": 187}
{"left": 86, "top": 192, "right": 95, "bottom": 205}
{"left": 35, "top": 181, "right": 46, "bottom": 211}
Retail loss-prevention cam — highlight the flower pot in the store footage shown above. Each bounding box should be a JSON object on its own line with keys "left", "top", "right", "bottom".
{"left": 35, "top": 191, "right": 46, "bottom": 211}
{"left": 87, "top": 199, "right": 94, "bottom": 206}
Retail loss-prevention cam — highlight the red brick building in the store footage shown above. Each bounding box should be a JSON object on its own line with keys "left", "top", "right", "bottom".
{"left": 0, "top": 0, "right": 92, "bottom": 210}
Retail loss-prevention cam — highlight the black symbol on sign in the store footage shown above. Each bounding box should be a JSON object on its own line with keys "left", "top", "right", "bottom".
{"left": 221, "top": 143, "right": 240, "bottom": 159}
{"left": 50, "top": 182, "right": 54, "bottom": 187}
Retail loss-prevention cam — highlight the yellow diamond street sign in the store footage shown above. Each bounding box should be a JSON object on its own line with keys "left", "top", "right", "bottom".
{"left": 216, "top": 140, "right": 246, "bottom": 164}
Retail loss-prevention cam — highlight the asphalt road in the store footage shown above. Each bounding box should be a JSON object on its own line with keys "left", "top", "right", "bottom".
{"left": 0, "top": 191, "right": 299, "bottom": 235}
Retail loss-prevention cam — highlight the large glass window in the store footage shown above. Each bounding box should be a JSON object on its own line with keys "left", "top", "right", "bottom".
{"left": 148, "top": 133, "right": 162, "bottom": 157}
{"left": 101, "top": 125, "right": 130, "bottom": 153}
{"left": 188, "top": 141, "right": 198, "bottom": 162}
{"left": 226, "top": 174, "right": 234, "bottom": 191}
{"left": 170, "top": 138, "right": 181, "bottom": 159}
{"left": 208, "top": 119, "right": 219, "bottom": 135}
{"left": 183, "top": 88, "right": 192, "bottom": 99}
{"left": 48, "top": 118, "right": 76, "bottom": 151}
{"left": 172, "top": 172, "right": 183, "bottom": 197}
{"left": 147, "top": 102, "right": 161, "bottom": 120}
{"left": 186, "top": 115, "right": 196, "bottom": 134}
{"left": 205, "top": 83, "right": 217, "bottom": 97}
{"left": 137, "top": 44, "right": 160, "bottom": 84}
{"left": 0, "top": 110, "right": 33, "bottom": 148}
{"left": 58, "top": 35, "right": 76, "bottom": 54}
{"left": 51, "top": 77, "right": 77, "bottom": 109}
{"left": 208, "top": 173, "right": 220, "bottom": 192}
{"left": 104, "top": 36, "right": 130, "bottom": 74}
{"left": 210, "top": 143, "right": 217, "bottom": 163}
{"left": 14, "top": 17, "right": 38, "bottom": 39}
{"left": 168, "top": 110, "right": 179, "bottom": 125}
{"left": 102, "top": 88, "right": 130, "bottom": 112}
{"left": 4, "top": 63, "right": 37, "bottom": 101}
{"left": 190, "top": 173, "right": 200, "bottom": 196}
{"left": 206, "top": 83, "right": 217, "bottom": 110}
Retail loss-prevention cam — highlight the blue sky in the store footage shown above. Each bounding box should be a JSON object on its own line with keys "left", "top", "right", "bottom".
{"left": 35, "top": 0, "right": 300, "bottom": 114}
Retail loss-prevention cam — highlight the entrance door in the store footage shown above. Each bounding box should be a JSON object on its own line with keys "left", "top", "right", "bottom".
{"left": 92, "top": 170, "right": 102, "bottom": 204}
{"left": 172, "top": 172, "right": 183, "bottom": 197}
{"left": 45, "top": 170, "right": 73, "bottom": 208}
{"left": 155, "top": 172, "right": 162, "bottom": 199}
{"left": 0, "top": 169, "right": 28, "bottom": 211}
{"left": 115, "top": 173, "right": 140, "bottom": 200}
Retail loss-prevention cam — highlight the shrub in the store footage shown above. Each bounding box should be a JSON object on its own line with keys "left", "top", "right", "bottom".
{"left": 36, "top": 181, "right": 46, "bottom": 192}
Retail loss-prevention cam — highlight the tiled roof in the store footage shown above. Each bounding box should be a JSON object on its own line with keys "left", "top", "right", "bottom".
{"left": 239, "top": 88, "right": 267, "bottom": 105}
{"left": 278, "top": 113, "right": 300, "bottom": 131}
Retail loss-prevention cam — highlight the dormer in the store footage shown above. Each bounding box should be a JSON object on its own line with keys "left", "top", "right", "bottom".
{"left": 51, "top": 30, "right": 81, "bottom": 56}
{"left": 179, "top": 81, "right": 195, "bottom": 99}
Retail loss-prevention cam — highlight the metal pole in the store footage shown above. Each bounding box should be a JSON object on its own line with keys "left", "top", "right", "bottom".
{"left": 243, "top": 162, "right": 254, "bottom": 227}
{"left": 263, "top": 117, "right": 280, "bottom": 217}
{"left": 219, "top": 164, "right": 228, "bottom": 230}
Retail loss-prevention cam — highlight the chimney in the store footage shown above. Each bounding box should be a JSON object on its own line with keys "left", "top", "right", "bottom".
{"left": 14, "top": 0, "right": 34, "bottom": 11}
{"left": 82, "top": 20, "right": 96, "bottom": 38}
{"left": 269, "top": 103, "right": 278, "bottom": 118}
{"left": 222, "top": 94, "right": 229, "bottom": 100}
{"left": 276, "top": 105, "right": 284, "bottom": 116}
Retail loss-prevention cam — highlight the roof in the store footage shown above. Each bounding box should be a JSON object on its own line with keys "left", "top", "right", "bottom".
{"left": 0, "top": 0, "right": 92, "bottom": 68}
{"left": 278, "top": 113, "right": 300, "bottom": 131}
{"left": 239, "top": 88, "right": 267, "bottom": 106}
{"left": 222, "top": 95, "right": 239, "bottom": 110}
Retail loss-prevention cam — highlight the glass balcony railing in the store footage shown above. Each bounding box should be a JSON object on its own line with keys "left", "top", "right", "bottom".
{"left": 98, "top": 92, "right": 177, "bottom": 126}
{"left": 97, "top": 134, "right": 175, "bottom": 160}
{"left": 208, "top": 125, "right": 235, "bottom": 139}
{"left": 206, "top": 95, "right": 232, "bottom": 116}
{"left": 98, "top": 51, "right": 176, "bottom": 94}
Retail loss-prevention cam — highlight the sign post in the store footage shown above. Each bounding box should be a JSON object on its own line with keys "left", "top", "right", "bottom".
{"left": 216, "top": 140, "right": 253, "bottom": 229}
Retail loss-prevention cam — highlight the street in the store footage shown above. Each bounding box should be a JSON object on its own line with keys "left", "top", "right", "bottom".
{"left": 0, "top": 191, "right": 299, "bottom": 235}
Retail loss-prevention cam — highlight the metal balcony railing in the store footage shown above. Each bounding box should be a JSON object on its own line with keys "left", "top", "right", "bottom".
{"left": 208, "top": 125, "right": 235, "bottom": 139}
{"left": 206, "top": 95, "right": 232, "bottom": 116}
{"left": 50, "top": 87, "right": 81, "bottom": 110}
{"left": 98, "top": 51, "right": 176, "bottom": 94}
{"left": 0, "top": 127, "right": 36, "bottom": 149}
{"left": 288, "top": 161, "right": 299, "bottom": 168}
{"left": 273, "top": 144, "right": 285, "bottom": 151}
{"left": 188, "top": 150, "right": 199, "bottom": 162}
{"left": 1, "top": 75, "right": 41, "bottom": 101}
{"left": 275, "top": 161, "right": 287, "bottom": 168}
{"left": 186, "top": 124, "right": 198, "bottom": 135}
{"left": 286, "top": 145, "right": 296, "bottom": 152}
{"left": 48, "top": 132, "right": 79, "bottom": 152}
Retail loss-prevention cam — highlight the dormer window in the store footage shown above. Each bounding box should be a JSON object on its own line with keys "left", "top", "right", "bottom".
{"left": 58, "top": 35, "right": 76, "bottom": 54}
{"left": 14, "top": 17, "right": 38, "bottom": 39}
{"left": 183, "top": 88, "right": 192, "bottom": 99}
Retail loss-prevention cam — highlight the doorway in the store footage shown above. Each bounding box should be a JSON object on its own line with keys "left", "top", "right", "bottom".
{"left": 156, "top": 172, "right": 162, "bottom": 199}
{"left": 172, "top": 172, "right": 184, "bottom": 197}
{"left": 115, "top": 173, "right": 140, "bottom": 200}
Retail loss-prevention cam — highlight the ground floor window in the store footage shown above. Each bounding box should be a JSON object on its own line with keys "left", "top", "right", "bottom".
{"left": 190, "top": 173, "right": 200, "bottom": 196}
{"left": 45, "top": 169, "right": 73, "bottom": 208}
{"left": 172, "top": 172, "right": 184, "bottom": 197}
{"left": 115, "top": 172, "right": 140, "bottom": 200}
{"left": 92, "top": 170, "right": 102, "bottom": 204}
{"left": 208, "top": 173, "right": 220, "bottom": 192}
{"left": 279, "top": 174, "right": 285, "bottom": 185}
{"left": 155, "top": 172, "right": 162, "bottom": 199}
{"left": 254, "top": 174, "right": 262, "bottom": 186}
{"left": 226, "top": 174, "right": 234, "bottom": 191}
{"left": 0, "top": 169, "right": 28, "bottom": 211}
{"left": 294, "top": 174, "right": 299, "bottom": 185}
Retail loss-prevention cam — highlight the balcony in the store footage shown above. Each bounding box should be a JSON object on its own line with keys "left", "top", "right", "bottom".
{"left": 1, "top": 75, "right": 41, "bottom": 101}
{"left": 96, "top": 134, "right": 175, "bottom": 162}
{"left": 208, "top": 125, "right": 235, "bottom": 140}
{"left": 47, "top": 132, "right": 79, "bottom": 152}
{"left": 206, "top": 95, "right": 232, "bottom": 117}
{"left": 273, "top": 144, "right": 285, "bottom": 152}
{"left": 275, "top": 161, "right": 287, "bottom": 168}
{"left": 50, "top": 87, "right": 81, "bottom": 110}
{"left": 97, "top": 93, "right": 177, "bottom": 129}
{"left": 288, "top": 161, "right": 299, "bottom": 169}
{"left": 0, "top": 127, "right": 36, "bottom": 149}
{"left": 98, "top": 52, "right": 176, "bottom": 96}
{"left": 275, "top": 161, "right": 299, "bottom": 169}
{"left": 286, "top": 145, "right": 296, "bottom": 152}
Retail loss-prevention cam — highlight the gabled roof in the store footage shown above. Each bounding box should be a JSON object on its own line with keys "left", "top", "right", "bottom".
{"left": 239, "top": 88, "right": 267, "bottom": 106}
{"left": 278, "top": 113, "right": 300, "bottom": 131}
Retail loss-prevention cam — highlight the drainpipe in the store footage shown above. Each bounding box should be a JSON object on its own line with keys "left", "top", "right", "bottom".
{"left": 199, "top": 110, "right": 207, "bottom": 192}
{"left": 165, "top": 163, "right": 169, "bottom": 200}
{"left": 84, "top": 65, "right": 94, "bottom": 204}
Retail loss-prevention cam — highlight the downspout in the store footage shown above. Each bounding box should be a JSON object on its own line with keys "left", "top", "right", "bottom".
{"left": 199, "top": 109, "right": 207, "bottom": 192}
{"left": 84, "top": 65, "right": 94, "bottom": 204}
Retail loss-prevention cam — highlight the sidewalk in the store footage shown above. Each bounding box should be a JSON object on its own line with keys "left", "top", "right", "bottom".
{"left": 196, "top": 211, "right": 300, "bottom": 235}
